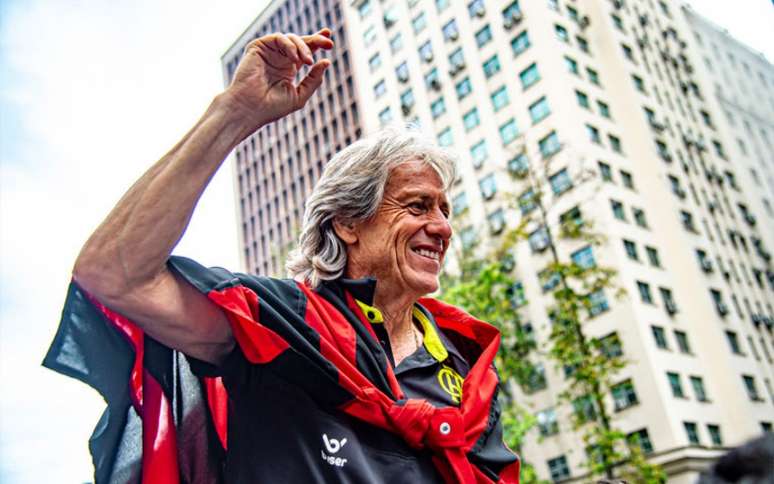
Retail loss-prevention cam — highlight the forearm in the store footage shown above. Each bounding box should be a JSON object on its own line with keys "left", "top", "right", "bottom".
{"left": 74, "top": 93, "right": 256, "bottom": 297}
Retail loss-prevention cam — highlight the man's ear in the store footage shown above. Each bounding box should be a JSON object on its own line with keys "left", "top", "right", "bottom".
{"left": 332, "top": 218, "right": 358, "bottom": 245}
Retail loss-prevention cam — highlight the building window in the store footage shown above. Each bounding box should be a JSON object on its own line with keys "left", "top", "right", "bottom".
{"left": 449, "top": 47, "right": 465, "bottom": 71}
{"left": 555, "top": 24, "right": 569, "bottom": 42}
{"left": 369, "top": 53, "right": 382, "bottom": 71}
{"left": 395, "top": 63, "right": 410, "bottom": 85}
{"left": 452, "top": 192, "right": 468, "bottom": 216}
{"left": 419, "top": 40, "right": 433, "bottom": 62}
{"left": 600, "top": 332, "right": 623, "bottom": 358}
{"left": 364, "top": 26, "right": 377, "bottom": 46}
{"left": 667, "top": 372, "right": 685, "bottom": 398}
{"left": 529, "top": 96, "right": 551, "bottom": 123}
{"left": 612, "top": 380, "right": 638, "bottom": 411}
{"left": 475, "top": 25, "right": 493, "bottom": 47}
{"left": 525, "top": 362, "right": 547, "bottom": 392}
{"left": 598, "top": 161, "right": 612, "bottom": 181}
{"left": 651, "top": 325, "right": 668, "bottom": 348}
{"left": 431, "top": 97, "right": 447, "bottom": 119}
{"left": 725, "top": 331, "right": 743, "bottom": 355}
{"left": 483, "top": 54, "right": 501, "bottom": 78}
{"left": 412, "top": 11, "right": 427, "bottom": 33}
{"left": 378, "top": 106, "right": 392, "bottom": 125}
{"left": 510, "top": 153, "right": 529, "bottom": 177}
{"left": 491, "top": 86, "right": 510, "bottom": 111}
{"left": 519, "top": 63, "right": 540, "bottom": 89}
{"left": 622, "top": 43, "right": 635, "bottom": 62}
{"left": 586, "top": 67, "right": 600, "bottom": 85}
{"left": 684, "top": 422, "right": 700, "bottom": 445}
{"left": 529, "top": 226, "right": 550, "bottom": 253}
{"left": 623, "top": 239, "right": 639, "bottom": 261}
{"left": 537, "top": 408, "right": 559, "bottom": 436}
{"left": 690, "top": 376, "right": 708, "bottom": 402}
{"left": 628, "top": 429, "right": 654, "bottom": 454}
{"left": 549, "top": 168, "right": 572, "bottom": 195}
{"left": 437, "top": 127, "right": 453, "bottom": 146}
{"left": 645, "top": 246, "right": 661, "bottom": 267}
{"left": 633, "top": 208, "right": 648, "bottom": 228}
{"left": 442, "top": 19, "right": 460, "bottom": 42}
{"left": 435, "top": 0, "right": 450, "bottom": 11}
{"left": 588, "top": 289, "right": 609, "bottom": 316}
{"left": 707, "top": 425, "right": 723, "bottom": 446}
{"left": 620, "top": 170, "right": 634, "bottom": 189}
{"left": 571, "top": 246, "right": 595, "bottom": 269}
{"left": 460, "top": 226, "right": 477, "bottom": 249}
{"left": 470, "top": 139, "right": 488, "bottom": 168}
{"left": 576, "top": 90, "right": 590, "bottom": 108}
{"left": 565, "top": 56, "right": 580, "bottom": 75}
{"left": 586, "top": 124, "right": 602, "bottom": 144}
{"left": 358, "top": 0, "right": 372, "bottom": 18}
{"left": 511, "top": 30, "right": 530, "bottom": 56}
{"left": 488, "top": 209, "right": 505, "bottom": 234}
{"left": 659, "top": 287, "right": 676, "bottom": 314}
{"left": 576, "top": 36, "right": 590, "bottom": 53}
{"left": 467, "top": 0, "right": 485, "bottom": 18}
{"left": 743, "top": 375, "right": 762, "bottom": 401}
{"left": 573, "top": 395, "right": 597, "bottom": 423}
{"left": 675, "top": 330, "right": 692, "bottom": 354}
{"left": 611, "top": 14, "right": 624, "bottom": 31}
{"left": 463, "top": 108, "right": 481, "bottom": 131}
{"left": 518, "top": 187, "right": 536, "bottom": 214}
{"left": 611, "top": 199, "right": 626, "bottom": 221}
{"left": 637, "top": 281, "right": 653, "bottom": 304}
{"left": 608, "top": 134, "right": 623, "bottom": 153}
{"left": 389, "top": 33, "right": 403, "bottom": 53}
{"left": 425, "top": 68, "right": 440, "bottom": 90}
{"left": 632, "top": 75, "right": 646, "bottom": 93}
{"left": 479, "top": 173, "right": 497, "bottom": 200}
{"left": 499, "top": 118, "right": 519, "bottom": 145}
{"left": 373, "top": 79, "right": 387, "bottom": 98}
{"left": 597, "top": 100, "right": 611, "bottom": 118}
{"left": 455, "top": 77, "right": 472, "bottom": 99}
{"left": 547, "top": 455, "right": 570, "bottom": 481}
{"left": 539, "top": 131, "right": 561, "bottom": 158}
{"left": 400, "top": 89, "right": 415, "bottom": 114}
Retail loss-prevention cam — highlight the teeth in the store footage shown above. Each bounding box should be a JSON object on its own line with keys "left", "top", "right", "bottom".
{"left": 415, "top": 248, "right": 440, "bottom": 260}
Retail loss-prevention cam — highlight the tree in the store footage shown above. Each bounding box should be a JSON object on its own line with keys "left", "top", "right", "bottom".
{"left": 439, "top": 140, "right": 665, "bottom": 483}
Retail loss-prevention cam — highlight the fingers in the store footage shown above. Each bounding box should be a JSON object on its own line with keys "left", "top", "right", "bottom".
{"left": 273, "top": 34, "right": 301, "bottom": 66}
{"left": 287, "top": 33, "right": 313, "bottom": 65}
{"left": 296, "top": 59, "right": 331, "bottom": 107}
{"left": 302, "top": 29, "right": 335, "bottom": 54}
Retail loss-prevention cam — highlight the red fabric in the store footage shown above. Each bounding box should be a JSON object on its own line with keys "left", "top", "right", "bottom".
{"left": 210, "top": 282, "right": 517, "bottom": 483}
{"left": 208, "top": 286, "right": 289, "bottom": 363}
{"left": 85, "top": 294, "right": 180, "bottom": 484}
{"left": 204, "top": 377, "right": 229, "bottom": 449}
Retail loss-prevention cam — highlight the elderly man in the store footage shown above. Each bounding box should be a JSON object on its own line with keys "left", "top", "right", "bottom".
{"left": 45, "top": 30, "right": 519, "bottom": 483}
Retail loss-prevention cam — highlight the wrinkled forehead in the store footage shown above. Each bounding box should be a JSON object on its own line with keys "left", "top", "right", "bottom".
{"left": 385, "top": 159, "right": 450, "bottom": 199}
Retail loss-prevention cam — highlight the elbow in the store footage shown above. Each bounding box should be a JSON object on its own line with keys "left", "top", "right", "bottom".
{"left": 72, "top": 245, "right": 129, "bottom": 304}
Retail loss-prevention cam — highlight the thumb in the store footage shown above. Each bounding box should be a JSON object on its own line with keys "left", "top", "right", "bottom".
{"left": 296, "top": 59, "right": 330, "bottom": 108}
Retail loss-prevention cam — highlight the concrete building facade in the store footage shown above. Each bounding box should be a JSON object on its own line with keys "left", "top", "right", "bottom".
{"left": 224, "top": 0, "right": 774, "bottom": 481}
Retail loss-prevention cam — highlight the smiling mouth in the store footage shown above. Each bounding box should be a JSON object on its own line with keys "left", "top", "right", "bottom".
{"left": 413, "top": 248, "right": 441, "bottom": 261}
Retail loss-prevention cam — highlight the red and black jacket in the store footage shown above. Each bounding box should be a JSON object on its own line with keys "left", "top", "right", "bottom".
{"left": 43, "top": 256, "right": 520, "bottom": 483}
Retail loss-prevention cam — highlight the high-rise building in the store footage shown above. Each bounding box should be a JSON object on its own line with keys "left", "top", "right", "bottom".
{"left": 222, "top": 0, "right": 364, "bottom": 276}
{"left": 225, "top": 0, "right": 774, "bottom": 482}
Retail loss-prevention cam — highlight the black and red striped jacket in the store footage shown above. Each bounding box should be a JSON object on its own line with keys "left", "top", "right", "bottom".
{"left": 44, "top": 256, "right": 520, "bottom": 483}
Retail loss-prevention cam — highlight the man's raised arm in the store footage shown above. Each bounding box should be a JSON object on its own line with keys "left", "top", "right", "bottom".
{"left": 72, "top": 30, "right": 333, "bottom": 364}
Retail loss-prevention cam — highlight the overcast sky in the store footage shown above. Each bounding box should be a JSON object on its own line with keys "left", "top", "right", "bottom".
{"left": 0, "top": 0, "right": 772, "bottom": 482}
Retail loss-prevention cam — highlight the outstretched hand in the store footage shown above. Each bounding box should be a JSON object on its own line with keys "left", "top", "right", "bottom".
{"left": 225, "top": 29, "right": 334, "bottom": 130}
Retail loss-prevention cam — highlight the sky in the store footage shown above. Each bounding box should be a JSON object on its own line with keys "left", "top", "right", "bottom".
{"left": 0, "top": 0, "right": 772, "bottom": 482}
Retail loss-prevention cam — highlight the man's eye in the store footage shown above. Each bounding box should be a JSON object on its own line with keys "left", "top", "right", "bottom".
{"left": 408, "top": 202, "right": 426, "bottom": 212}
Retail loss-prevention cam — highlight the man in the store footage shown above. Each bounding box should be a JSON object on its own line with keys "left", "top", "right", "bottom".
{"left": 44, "top": 29, "right": 519, "bottom": 483}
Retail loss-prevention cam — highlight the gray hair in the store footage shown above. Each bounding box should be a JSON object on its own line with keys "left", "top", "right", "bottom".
{"left": 286, "top": 125, "right": 458, "bottom": 287}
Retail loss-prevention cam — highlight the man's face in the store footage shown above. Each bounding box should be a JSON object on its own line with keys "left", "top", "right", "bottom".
{"left": 344, "top": 160, "right": 452, "bottom": 297}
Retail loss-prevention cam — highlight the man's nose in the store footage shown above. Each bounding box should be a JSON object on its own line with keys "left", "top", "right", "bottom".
{"left": 426, "top": 208, "right": 452, "bottom": 241}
